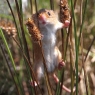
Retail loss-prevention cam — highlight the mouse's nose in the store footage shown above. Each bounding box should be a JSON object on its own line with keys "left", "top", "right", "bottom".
{"left": 38, "top": 14, "right": 47, "bottom": 24}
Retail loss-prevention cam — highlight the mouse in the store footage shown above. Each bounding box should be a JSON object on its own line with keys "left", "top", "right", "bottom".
{"left": 27, "top": 9, "right": 73, "bottom": 93}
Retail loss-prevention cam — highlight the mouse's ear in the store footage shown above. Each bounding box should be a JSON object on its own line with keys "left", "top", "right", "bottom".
{"left": 38, "top": 9, "right": 46, "bottom": 14}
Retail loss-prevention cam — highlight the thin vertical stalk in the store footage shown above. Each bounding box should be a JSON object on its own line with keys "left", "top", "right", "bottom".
{"left": 0, "top": 29, "right": 24, "bottom": 95}
{"left": 64, "top": 0, "right": 77, "bottom": 95}
{"left": 34, "top": 0, "right": 39, "bottom": 28}
{"left": 71, "top": 0, "right": 78, "bottom": 95}
{"left": 34, "top": 0, "right": 38, "bottom": 14}
{"left": 6, "top": 0, "right": 22, "bottom": 47}
{"left": 80, "top": 1, "right": 89, "bottom": 95}
{"left": 50, "top": 0, "right": 54, "bottom": 10}
{"left": 0, "top": 40, "right": 20, "bottom": 95}
{"left": 19, "top": 0, "right": 23, "bottom": 20}
{"left": 69, "top": 17, "right": 75, "bottom": 95}
{"left": 12, "top": 37, "right": 44, "bottom": 95}
{"left": 59, "top": 69, "right": 64, "bottom": 95}
{"left": 84, "top": 37, "right": 95, "bottom": 62}
{"left": 65, "top": 0, "right": 77, "bottom": 58}
{"left": 78, "top": 0, "right": 89, "bottom": 95}
{"left": 59, "top": 0, "right": 77, "bottom": 95}
{"left": 14, "top": 1, "right": 35, "bottom": 94}
{"left": 56, "top": 1, "right": 65, "bottom": 94}
{"left": 61, "top": 27, "right": 64, "bottom": 58}
{"left": 30, "top": 0, "right": 33, "bottom": 14}
{"left": 60, "top": 2, "right": 64, "bottom": 95}
{"left": 84, "top": 0, "right": 95, "bottom": 61}
{"left": 28, "top": 1, "right": 37, "bottom": 94}
{"left": 59, "top": 34, "right": 65, "bottom": 95}
{"left": 78, "top": 0, "right": 88, "bottom": 45}
{"left": 69, "top": 41, "right": 75, "bottom": 95}
{"left": 14, "top": 0, "right": 30, "bottom": 62}
{"left": 81, "top": 36, "right": 95, "bottom": 95}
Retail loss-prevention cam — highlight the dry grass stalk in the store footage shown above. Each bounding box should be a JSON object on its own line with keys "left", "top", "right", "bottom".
{"left": 60, "top": 0, "right": 71, "bottom": 24}
{"left": 26, "top": 18, "right": 42, "bottom": 42}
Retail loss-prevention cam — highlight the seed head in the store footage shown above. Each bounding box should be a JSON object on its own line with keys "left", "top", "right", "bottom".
{"left": 60, "top": 0, "right": 71, "bottom": 24}
{"left": 26, "top": 18, "right": 42, "bottom": 42}
{"left": 0, "top": 19, "right": 17, "bottom": 37}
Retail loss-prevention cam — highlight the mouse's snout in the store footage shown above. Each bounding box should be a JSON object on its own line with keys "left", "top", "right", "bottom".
{"left": 38, "top": 13, "right": 47, "bottom": 24}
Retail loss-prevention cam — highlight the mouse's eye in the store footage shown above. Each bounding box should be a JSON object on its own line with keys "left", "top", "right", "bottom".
{"left": 47, "top": 12, "right": 51, "bottom": 16}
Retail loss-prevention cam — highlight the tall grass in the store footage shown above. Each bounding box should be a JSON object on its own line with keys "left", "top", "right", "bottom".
{"left": 0, "top": 0, "right": 95, "bottom": 95}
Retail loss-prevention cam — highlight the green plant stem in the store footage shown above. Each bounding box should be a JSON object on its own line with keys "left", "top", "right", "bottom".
{"left": 70, "top": 45, "right": 75, "bottom": 95}
{"left": 50, "top": 0, "right": 54, "bottom": 10}
{"left": 84, "top": 37, "right": 95, "bottom": 62}
{"left": 78, "top": 0, "right": 89, "bottom": 95}
{"left": 59, "top": 29, "right": 64, "bottom": 95}
{"left": 81, "top": 36, "right": 95, "bottom": 95}
{"left": 60, "top": 69, "right": 64, "bottom": 95}
{"left": 30, "top": 0, "right": 33, "bottom": 14}
{"left": 78, "top": 0, "right": 88, "bottom": 44}
{"left": 64, "top": 0, "right": 77, "bottom": 58}
{"left": 70, "top": 0, "right": 78, "bottom": 95}
{"left": 34, "top": 0, "right": 38, "bottom": 14}
{"left": 0, "top": 28, "right": 23, "bottom": 95}
{"left": 80, "top": 1, "right": 89, "bottom": 95}
{"left": 64, "top": 0, "right": 77, "bottom": 95}
{"left": 14, "top": 0, "right": 30, "bottom": 62}
{"left": 18, "top": 2, "right": 35, "bottom": 95}
{"left": 6, "top": 0, "right": 22, "bottom": 46}
{"left": 12, "top": 37, "right": 44, "bottom": 95}
{"left": 0, "top": 39, "right": 20, "bottom": 95}
{"left": 14, "top": 1, "right": 34, "bottom": 94}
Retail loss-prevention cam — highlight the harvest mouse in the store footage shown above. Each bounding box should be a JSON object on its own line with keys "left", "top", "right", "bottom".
{"left": 30, "top": 9, "right": 72, "bottom": 92}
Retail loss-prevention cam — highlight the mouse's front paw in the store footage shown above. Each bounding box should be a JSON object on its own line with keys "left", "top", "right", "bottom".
{"left": 58, "top": 60, "right": 65, "bottom": 70}
{"left": 63, "top": 20, "right": 70, "bottom": 28}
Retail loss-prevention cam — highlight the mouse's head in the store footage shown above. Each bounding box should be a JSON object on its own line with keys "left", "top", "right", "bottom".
{"left": 32, "top": 9, "right": 70, "bottom": 31}
{"left": 38, "top": 9, "right": 63, "bottom": 30}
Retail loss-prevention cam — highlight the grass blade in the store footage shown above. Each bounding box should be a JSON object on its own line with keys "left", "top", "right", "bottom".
{"left": 70, "top": 0, "right": 79, "bottom": 95}
{"left": 0, "top": 28, "right": 24, "bottom": 95}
